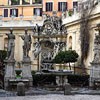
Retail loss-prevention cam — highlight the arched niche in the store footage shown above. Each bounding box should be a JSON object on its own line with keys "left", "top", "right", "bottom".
{"left": 4, "top": 38, "right": 8, "bottom": 50}
{"left": 68, "top": 36, "right": 72, "bottom": 50}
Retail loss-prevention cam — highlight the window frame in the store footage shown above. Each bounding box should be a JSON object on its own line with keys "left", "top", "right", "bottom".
{"left": 10, "top": 8, "right": 18, "bottom": 17}
{"left": 58, "top": 2, "right": 67, "bottom": 12}
{"left": 46, "top": 2, "right": 53, "bottom": 12}
{"left": 73, "top": 1, "right": 78, "bottom": 8}
{"left": 33, "top": 8, "right": 42, "bottom": 16}
{"left": 3, "top": 9, "right": 8, "bottom": 17}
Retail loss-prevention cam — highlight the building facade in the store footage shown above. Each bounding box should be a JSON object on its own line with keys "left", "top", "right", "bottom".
{"left": 0, "top": 0, "right": 80, "bottom": 71}
{"left": 0, "top": 0, "right": 100, "bottom": 73}
{"left": 0, "top": 0, "right": 42, "bottom": 21}
{"left": 0, "top": 0, "right": 43, "bottom": 71}
{"left": 43, "top": 0, "right": 79, "bottom": 16}
{"left": 62, "top": 0, "right": 100, "bottom": 74}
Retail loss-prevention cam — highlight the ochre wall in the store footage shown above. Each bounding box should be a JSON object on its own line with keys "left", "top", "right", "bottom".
{"left": 43, "top": 0, "right": 73, "bottom": 16}
{"left": 0, "top": 5, "right": 42, "bottom": 21}
{"left": 0, "top": 0, "right": 8, "bottom": 5}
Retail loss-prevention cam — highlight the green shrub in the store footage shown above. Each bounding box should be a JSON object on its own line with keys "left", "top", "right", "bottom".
{"left": 16, "top": 70, "right": 21, "bottom": 75}
{"left": 32, "top": 74, "right": 56, "bottom": 86}
{"left": 67, "top": 74, "right": 89, "bottom": 86}
{"left": 31, "top": 70, "right": 36, "bottom": 75}
{"left": 68, "top": 10, "right": 73, "bottom": 16}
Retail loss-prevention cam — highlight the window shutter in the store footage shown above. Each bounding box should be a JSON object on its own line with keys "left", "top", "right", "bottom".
{"left": 16, "top": 9, "right": 18, "bottom": 17}
{"left": 10, "top": 9, "right": 12, "bottom": 17}
{"left": 4, "top": 9, "right": 8, "bottom": 17}
{"left": 46, "top": 3, "right": 48, "bottom": 11}
{"left": 40, "top": 8, "right": 42, "bottom": 16}
{"left": 66, "top": 2, "right": 68, "bottom": 11}
{"left": 51, "top": 3, "right": 53, "bottom": 11}
{"left": 34, "top": 8, "right": 35, "bottom": 15}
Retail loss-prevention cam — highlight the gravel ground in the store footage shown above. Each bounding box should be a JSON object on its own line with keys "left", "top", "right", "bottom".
{"left": 0, "top": 94, "right": 100, "bottom": 100}
{"left": 0, "top": 87, "right": 100, "bottom": 100}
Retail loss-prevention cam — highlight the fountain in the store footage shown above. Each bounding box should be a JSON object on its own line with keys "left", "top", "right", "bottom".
{"left": 32, "top": 13, "right": 73, "bottom": 87}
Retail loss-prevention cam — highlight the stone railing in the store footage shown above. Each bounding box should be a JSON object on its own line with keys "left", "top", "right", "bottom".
{"left": 1, "top": 15, "right": 43, "bottom": 21}
{"left": 0, "top": 15, "right": 43, "bottom": 27}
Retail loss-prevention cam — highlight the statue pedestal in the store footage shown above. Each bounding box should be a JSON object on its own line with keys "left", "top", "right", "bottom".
{"left": 4, "top": 59, "right": 15, "bottom": 90}
{"left": 21, "top": 57, "right": 33, "bottom": 87}
{"left": 90, "top": 62, "right": 100, "bottom": 87}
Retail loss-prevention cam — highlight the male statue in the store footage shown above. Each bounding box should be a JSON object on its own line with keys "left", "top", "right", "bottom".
{"left": 21, "top": 30, "right": 32, "bottom": 58}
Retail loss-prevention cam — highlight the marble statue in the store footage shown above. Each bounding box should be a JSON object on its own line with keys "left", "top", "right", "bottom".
{"left": 93, "top": 35, "right": 100, "bottom": 63}
{"left": 6, "top": 29, "right": 15, "bottom": 60}
{"left": 90, "top": 25, "right": 100, "bottom": 87}
{"left": 36, "top": 24, "right": 39, "bottom": 33}
{"left": 33, "top": 42, "right": 41, "bottom": 59}
{"left": 21, "top": 30, "right": 32, "bottom": 58}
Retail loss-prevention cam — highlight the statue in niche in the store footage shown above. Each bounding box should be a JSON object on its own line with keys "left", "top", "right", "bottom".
{"left": 6, "top": 29, "right": 15, "bottom": 60}
{"left": 21, "top": 30, "right": 32, "bottom": 58}
{"left": 35, "top": 24, "right": 39, "bottom": 35}
{"left": 33, "top": 24, "right": 42, "bottom": 35}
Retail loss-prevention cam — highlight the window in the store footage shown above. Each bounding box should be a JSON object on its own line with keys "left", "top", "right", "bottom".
{"left": 35, "top": 0, "right": 42, "bottom": 4}
{"left": 4, "top": 9, "right": 8, "bottom": 17}
{"left": 22, "top": 0, "right": 30, "bottom": 4}
{"left": 34, "top": 8, "right": 42, "bottom": 16}
{"left": 73, "top": 2, "right": 78, "bottom": 8}
{"left": 10, "top": 9, "right": 18, "bottom": 17}
{"left": 46, "top": 2, "right": 53, "bottom": 11}
{"left": 58, "top": 2, "right": 67, "bottom": 12}
{"left": 11, "top": 0, "right": 20, "bottom": 5}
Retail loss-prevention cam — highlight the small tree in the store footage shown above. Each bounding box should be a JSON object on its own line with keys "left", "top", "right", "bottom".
{"left": 53, "top": 51, "right": 65, "bottom": 70}
{"left": 53, "top": 50, "right": 79, "bottom": 70}
{"left": 64, "top": 50, "right": 79, "bottom": 70}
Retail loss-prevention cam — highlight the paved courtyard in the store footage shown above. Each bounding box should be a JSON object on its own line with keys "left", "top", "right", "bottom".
{"left": 0, "top": 95, "right": 100, "bottom": 100}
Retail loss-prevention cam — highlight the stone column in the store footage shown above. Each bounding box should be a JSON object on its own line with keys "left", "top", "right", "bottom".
{"left": 4, "top": 59, "right": 15, "bottom": 90}
{"left": 73, "top": 7, "right": 77, "bottom": 15}
{"left": 32, "top": 0, "right": 35, "bottom": 3}
{"left": 20, "top": 0, "right": 22, "bottom": 5}
{"left": 30, "top": 0, "right": 33, "bottom": 5}
{"left": 8, "top": 0, "right": 11, "bottom": 5}
{"left": 21, "top": 58, "right": 33, "bottom": 87}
